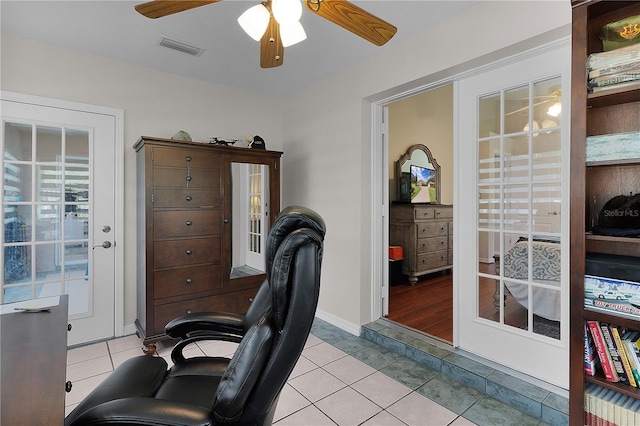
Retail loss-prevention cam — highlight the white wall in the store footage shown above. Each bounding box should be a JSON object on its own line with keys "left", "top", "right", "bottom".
{"left": 0, "top": 1, "right": 572, "bottom": 337}
{"left": 1, "top": 34, "right": 284, "bottom": 331}
{"left": 281, "top": 1, "right": 571, "bottom": 329}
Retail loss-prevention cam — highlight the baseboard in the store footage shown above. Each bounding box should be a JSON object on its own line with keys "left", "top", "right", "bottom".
{"left": 315, "top": 308, "right": 360, "bottom": 336}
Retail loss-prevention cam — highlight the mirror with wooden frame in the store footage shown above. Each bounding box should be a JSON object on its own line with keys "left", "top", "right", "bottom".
{"left": 396, "top": 144, "right": 441, "bottom": 204}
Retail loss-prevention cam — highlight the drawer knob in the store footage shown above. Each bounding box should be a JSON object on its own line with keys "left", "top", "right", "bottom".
{"left": 186, "top": 156, "right": 192, "bottom": 162}
{"left": 186, "top": 249, "right": 192, "bottom": 255}
{"left": 186, "top": 278, "right": 192, "bottom": 284}
{"left": 186, "top": 175, "right": 192, "bottom": 182}
{"left": 186, "top": 309, "right": 192, "bottom": 314}
{"left": 186, "top": 195, "right": 193, "bottom": 201}
{"left": 66, "top": 381, "right": 73, "bottom": 393}
{"left": 186, "top": 220, "right": 193, "bottom": 226}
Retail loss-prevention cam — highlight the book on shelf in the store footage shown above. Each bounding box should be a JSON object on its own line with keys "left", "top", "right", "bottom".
{"left": 610, "top": 325, "right": 637, "bottom": 387}
{"left": 587, "top": 43, "right": 640, "bottom": 70}
{"left": 584, "top": 382, "right": 640, "bottom": 426}
{"left": 589, "top": 57, "right": 640, "bottom": 78}
{"left": 599, "top": 322, "right": 630, "bottom": 385}
{"left": 589, "top": 72, "right": 640, "bottom": 88}
{"left": 587, "top": 320, "right": 619, "bottom": 382}
{"left": 585, "top": 323, "right": 599, "bottom": 376}
{"left": 590, "top": 78, "right": 640, "bottom": 93}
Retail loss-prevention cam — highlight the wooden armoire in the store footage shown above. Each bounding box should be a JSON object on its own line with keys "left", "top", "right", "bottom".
{"left": 134, "top": 136, "right": 282, "bottom": 345}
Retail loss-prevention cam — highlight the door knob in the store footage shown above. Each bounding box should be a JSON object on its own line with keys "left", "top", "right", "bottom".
{"left": 93, "top": 241, "right": 112, "bottom": 249}
{"left": 102, "top": 225, "right": 111, "bottom": 233}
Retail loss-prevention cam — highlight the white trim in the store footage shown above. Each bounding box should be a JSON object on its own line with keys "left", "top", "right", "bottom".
{"left": 1, "top": 90, "right": 126, "bottom": 338}
{"left": 315, "top": 308, "right": 361, "bottom": 336}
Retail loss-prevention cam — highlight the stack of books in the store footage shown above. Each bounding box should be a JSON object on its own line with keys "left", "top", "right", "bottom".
{"left": 588, "top": 43, "right": 640, "bottom": 93}
{"left": 584, "top": 382, "right": 640, "bottom": 425}
{"left": 585, "top": 321, "right": 640, "bottom": 388}
{"left": 586, "top": 321, "right": 640, "bottom": 388}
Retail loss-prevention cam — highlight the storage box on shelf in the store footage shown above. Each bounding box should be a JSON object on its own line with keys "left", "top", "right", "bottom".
{"left": 571, "top": 1, "right": 640, "bottom": 425}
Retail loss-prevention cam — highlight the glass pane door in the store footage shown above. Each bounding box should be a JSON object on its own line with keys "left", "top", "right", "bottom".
{"left": 3, "top": 122, "right": 90, "bottom": 316}
{"left": 477, "top": 77, "right": 563, "bottom": 338}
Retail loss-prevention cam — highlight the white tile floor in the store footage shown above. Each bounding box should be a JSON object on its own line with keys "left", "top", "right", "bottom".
{"left": 65, "top": 332, "right": 478, "bottom": 426}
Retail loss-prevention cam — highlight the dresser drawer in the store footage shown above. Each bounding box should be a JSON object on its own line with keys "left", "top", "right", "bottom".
{"left": 154, "top": 167, "right": 220, "bottom": 189}
{"left": 153, "top": 147, "right": 220, "bottom": 170}
{"left": 152, "top": 288, "right": 258, "bottom": 335}
{"left": 416, "top": 236, "right": 448, "bottom": 254}
{"left": 154, "top": 210, "right": 220, "bottom": 239}
{"left": 433, "top": 207, "right": 453, "bottom": 219}
{"left": 154, "top": 265, "right": 221, "bottom": 299}
{"left": 417, "top": 221, "right": 448, "bottom": 237}
{"left": 154, "top": 237, "right": 221, "bottom": 268}
{"left": 414, "top": 207, "right": 435, "bottom": 220}
{"left": 416, "top": 251, "right": 448, "bottom": 271}
{"left": 154, "top": 189, "right": 220, "bottom": 208}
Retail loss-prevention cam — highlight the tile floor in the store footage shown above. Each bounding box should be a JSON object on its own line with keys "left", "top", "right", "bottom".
{"left": 65, "top": 319, "right": 550, "bottom": 426}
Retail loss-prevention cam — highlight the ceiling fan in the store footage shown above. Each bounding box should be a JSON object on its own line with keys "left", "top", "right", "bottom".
{"left": 134, "top": 0, "right": 397, "bottom": 68}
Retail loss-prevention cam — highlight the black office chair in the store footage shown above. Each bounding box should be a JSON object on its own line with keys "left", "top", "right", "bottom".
{"left": 65, "top": 206, "right": 325, "bottom": 426}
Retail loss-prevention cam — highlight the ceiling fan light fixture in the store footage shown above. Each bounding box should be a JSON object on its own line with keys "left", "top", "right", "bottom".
{"left": 280, "top": 21, "right": 307, "bottom": 47}
{"left": 238, "top": 4, "right": 270, "bottom": 41}
{"left": 547, "top": 102, "right": 562, "bottom": 117}
{"left": 272, "top": 0, "right": 302, "bottom": 24}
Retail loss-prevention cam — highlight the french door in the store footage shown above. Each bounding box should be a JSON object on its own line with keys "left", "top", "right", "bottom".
{"left": 456, "top": 42, "right": 570, "bottom": 388}
{"left": 1, "top": 92, "right": 122, "bottom": 346}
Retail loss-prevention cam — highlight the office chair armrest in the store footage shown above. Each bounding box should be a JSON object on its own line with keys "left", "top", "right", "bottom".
{"left": 165, "top": 312, "right": 245, "bottom": 339}
{"left": 67, "top": 397, "right": 214, "bottom": 426}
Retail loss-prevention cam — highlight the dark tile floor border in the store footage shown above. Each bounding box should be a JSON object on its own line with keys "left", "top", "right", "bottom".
{"left": 359, "top": 319, "right": 569, "bottom": 426}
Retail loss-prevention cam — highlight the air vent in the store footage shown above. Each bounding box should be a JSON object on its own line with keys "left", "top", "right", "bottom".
{"left": 159, "top": 37, "right": 204, "bottom": 56}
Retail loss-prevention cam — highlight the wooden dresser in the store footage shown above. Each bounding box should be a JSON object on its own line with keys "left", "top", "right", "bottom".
{"left": 135, "top": 137, "right": 281, "bottom": 344}
{"left": 389, "top": 204, "right": 453, "bottom": 284}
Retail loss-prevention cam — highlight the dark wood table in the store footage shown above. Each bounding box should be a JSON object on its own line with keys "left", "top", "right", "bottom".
{"left": 1, "top": 295, "right": 68, "bottom": 425}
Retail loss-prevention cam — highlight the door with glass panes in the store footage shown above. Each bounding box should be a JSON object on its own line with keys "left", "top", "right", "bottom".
{"left": 457, "top": 42, "right": 569, "bottom": 388}
{"left": 1, "top": 94, "right": 118, "bottom": 345}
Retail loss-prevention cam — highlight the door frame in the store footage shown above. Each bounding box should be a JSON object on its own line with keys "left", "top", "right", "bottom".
{"left": 1, "top": 90, "right": 125, "bottom": 339}
{"left": 369, "top": 31, "right": 572, "bottom": 350}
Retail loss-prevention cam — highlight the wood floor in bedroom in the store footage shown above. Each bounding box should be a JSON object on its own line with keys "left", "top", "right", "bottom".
{"left": 387, "top": 263, "right": 527, "bottom": 342}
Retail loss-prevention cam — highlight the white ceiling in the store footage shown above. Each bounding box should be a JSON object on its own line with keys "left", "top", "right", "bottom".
{"left": 1, "top": 1, "right": 478, "bottom": 99}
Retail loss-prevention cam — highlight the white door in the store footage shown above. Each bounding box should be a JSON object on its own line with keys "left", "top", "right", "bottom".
{"left": 456, "top": 42, "right": 570, "bottom": 388}
{"left": 1, "top": 93, "right": 122, "bottom": 346}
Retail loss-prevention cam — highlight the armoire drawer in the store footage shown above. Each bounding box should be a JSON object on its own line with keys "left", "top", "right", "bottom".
{"left": 417, "top": 221, "right": 449, "bottom": 237}
{"left": 153, "top": 147, "right": 220, "bottom": 170}
{"left": 154, "top": 210, "right": 220, "bottom": 239}
{"left": 154, "top": 237, "right": 221, "bottom": 268}
{"left": 154, "top": 167, "right": 220, "bottom": 189}
{"left": 153, "top": 264, "right": 221, "bottom": 299}
{"left": 152, "top": 288, "right": 258, "bottom": 335}
{"left": 153, "top": 188, "right": 220, "bottom": 209}
{"left": 416, "top": 251, "right": 448, "bottom": 270}
{"left": 416, "top": 236, "right": 448, "bottom": 254}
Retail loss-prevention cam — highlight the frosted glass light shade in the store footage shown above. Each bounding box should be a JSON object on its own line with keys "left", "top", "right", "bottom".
{"left": 280, "top": 21, "right": 307, "bottom": 47}
{"left": 547, "top": 102, "right": 561, "bottom": 117}
{"left": 272, "top": 0, "right": 302, "bottom": 24}
{"left": 238, "top": 4, "right": 270, "bottom": 41}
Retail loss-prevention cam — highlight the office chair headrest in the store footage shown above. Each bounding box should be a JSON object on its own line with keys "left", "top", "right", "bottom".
{"left": 266, "top": 206, "right": 325, "bottom": 276}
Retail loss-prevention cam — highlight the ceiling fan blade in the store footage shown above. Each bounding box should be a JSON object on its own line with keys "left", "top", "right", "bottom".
{"left": 305, "top": 0, "right": 397, "bottom": 46}
{"left": 260, "top": 14, "right": 284, "bottom": 68}
{"left": 135, "top": 0, "right": 222, "bottom": 19}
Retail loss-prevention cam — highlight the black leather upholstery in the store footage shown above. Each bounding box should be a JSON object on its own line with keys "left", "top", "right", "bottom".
{"left": 65, "top": 206, "right": 325, "bottom": 426}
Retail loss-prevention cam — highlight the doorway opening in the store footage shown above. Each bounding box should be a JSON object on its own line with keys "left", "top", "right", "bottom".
{"left": 384, "top": 84, "right": 456, "bottom": 343}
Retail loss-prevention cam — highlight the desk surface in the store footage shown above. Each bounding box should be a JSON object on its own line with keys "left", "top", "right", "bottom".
{"left": 1, "top": 295, "right": 68, "bottom": 425}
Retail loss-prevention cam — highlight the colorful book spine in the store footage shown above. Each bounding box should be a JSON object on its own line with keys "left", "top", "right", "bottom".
{"left": 587, "top": 321, "right": 618, "bottom": 382}
{"left": 600, "top": 322, "right": 629, "bottom": 385}
{"left": 610, "top": 326, "right": 637, "bottom": 387}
